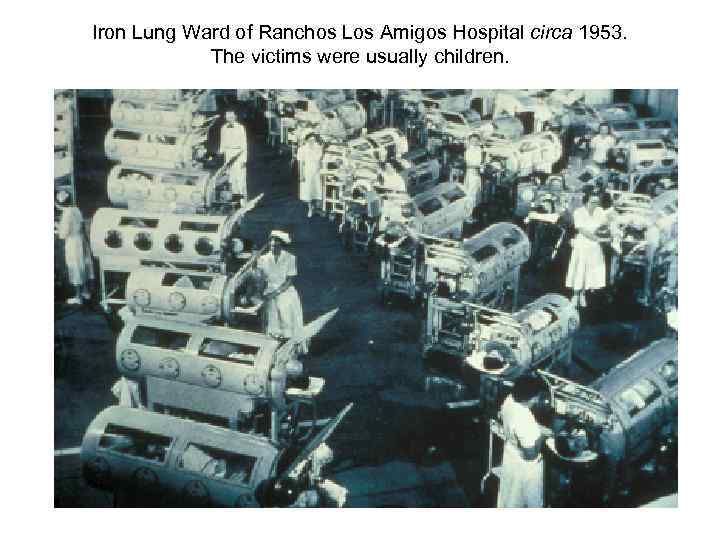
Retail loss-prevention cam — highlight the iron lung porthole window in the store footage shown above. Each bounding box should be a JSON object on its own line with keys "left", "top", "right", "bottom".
{"left": 134, "top": 232, "right": 153, "bottom": 251}
{"left": 195, "top": 237, "right": 214, "bottom": 256}
{"left": 165, "top": 234, "right": 183, "bottom": 254}
{"left": 105, "top": 230, "right": 123, "bottom": 249}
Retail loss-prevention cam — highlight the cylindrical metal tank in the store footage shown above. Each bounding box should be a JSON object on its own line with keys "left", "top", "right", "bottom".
{"left": 125, "top": 267, "right": 228, "bottom": 320}
{"left": 111, "top": 99, "right": 201, "bottom": 132}
{"left": 106, "top": 164, "right": 222, "bottom": 213}
{"left": 611, "top": 189, "right": 678, "bottom": 263}
{"left": 342, "top": 130, "right": 407, "bottom": 164}
{"left": 542, "top": 337, "right": 678, "bottom": 503}
{"left": 464, "top": 222, "right": 530, "bottom": 287}
{"left": 104, "top": 127, "right": 206, "bottom": 169}
{"left": 410, "top": 182, "right": 471, "bottom": 239}
{"left": 591, "top": 337, "right": 678, "bottom": 462}
{"left": 116, "top": 316, "right": 295, "bottom": 403}
{"left": 483, "top": 131, "right": 563, "bottom": 176}
{"left": 626, "top": 140, "right": 678, "bottom": 173}
{"left": 467, "top": 293, "right": 579, "bottom": 379}
{"left": 424, "top": 222, "right": 530, "bottom": 298}
{"left": 81, "top": 405, "right": 277, "bottom": 507}
{"left": 125, "top": 266, "right": 265, "bottom": 323}
{"left": 90, "top": 207, "right": 245, "bottom": 268}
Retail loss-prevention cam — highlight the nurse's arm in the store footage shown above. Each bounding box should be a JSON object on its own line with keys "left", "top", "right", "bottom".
{"left": 265, "top": 277, "right": 293, "bottom": 300}
{"left": 576, "top": 225, "right": 600, "bottom": 243}
{"left": 573, "top": 212, "right": 599, "bottom": 243}
{"left": 276, "top": 276, "right": 293, "bottom": 295}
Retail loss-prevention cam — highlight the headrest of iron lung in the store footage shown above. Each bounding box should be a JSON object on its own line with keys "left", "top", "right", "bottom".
{"left": 467, "top": 340, "right": 519, "bottom": 377}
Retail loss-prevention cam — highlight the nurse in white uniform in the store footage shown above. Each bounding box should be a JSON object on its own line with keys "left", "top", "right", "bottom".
{"left": 497, "top": 376, "right": 546, "bottom": 508}
{"left": 566, "top": 190, "right": 607, "bottom": 308}
{"left": 589, "top": 123, "right": 616, "bottom": 167}
{"left": 219, "top": 110, "right": 248, "bottom": 204}
{"left": 55, "top": 191, "right": 94, "bottom": 304}
{"left": 258, "top": 231, "right": 307, "bottom": 352}
{"left": 464, "top": 133, "right": 486, "bottom": 220}
{"left": 297, "top": 134, "right": 324, "bottom": 218}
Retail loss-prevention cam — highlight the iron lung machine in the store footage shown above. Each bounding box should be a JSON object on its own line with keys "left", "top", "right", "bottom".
{"left": 106, "top": 164, "right": 233, "bottom": 214}
{"left": 114, "top": 309, "right": 338, "bottom": 441}
{"left": 424, "top": 294, "right": 579, "bottom": 411}
{"left": 610, "top": 190, "right": 678, "bottom": 263}
{"left": 358, "top": 183, "right": 470, "bottom": 249}
{"left": 464, "top": 294, "right": 579, "bottom": 378}
{"left": 338, "top": 167, "right": 439, "bottom": 255}
{"left": 481, "top": 131, "right": 563, "bottom": 177}
{"left": 110, "top": 98, "right": 216, "bottom": 133}
{"left": 104, "top": 127, "right": 209, "bottom": 170}
{"left": 329, "top": 129, "right": 407, "bottom": 168}
{"left": 90, "top": 206, "right": 254, "bottom": 309}
{"left": 81, "top": 406, "right": 280, "bottom": 507}
{"left": 319, "top": 129, "right": 410, "bottom": 224}
{"left": 124, "top": 265, "right": 265, "bottom": 326}
{"left": 116, "top": 317, "right": 301, "bottom": 422}
{"left": 423, "top": 222, "right": 530, "bottom": 307}
{"left": 91, "top": 207, "right": 250, "bottom": 268}
{"left": 335, "top": 156, "right": 444, "bottom": 255}
{"left": 81, "top": 403, "right": 353, "bottom": 507}
{"left": 539, "top": 337, "right": 678, "bottom": 506}
{"left": 379, "top": 221, "right": 529, "bottom": 306}
{"left": 609, "top": 189, "right": 678, "bottom": 306}
{"left": 620, "top": 139, "right": 678, "bottom": 174}
{"left": 292, "top": 99, "right": 367, "bottom": 147}
{"left": 409, "top": 182, "right": 472, "bottom": 238}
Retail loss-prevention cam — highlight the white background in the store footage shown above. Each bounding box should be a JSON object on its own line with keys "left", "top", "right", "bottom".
{"left": 0, "top": 0, "right": 714, "bottom": 536}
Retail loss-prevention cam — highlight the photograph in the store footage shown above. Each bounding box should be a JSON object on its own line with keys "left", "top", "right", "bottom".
{"left": 54, "top": 88, "right": 678, "bottom": 508}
